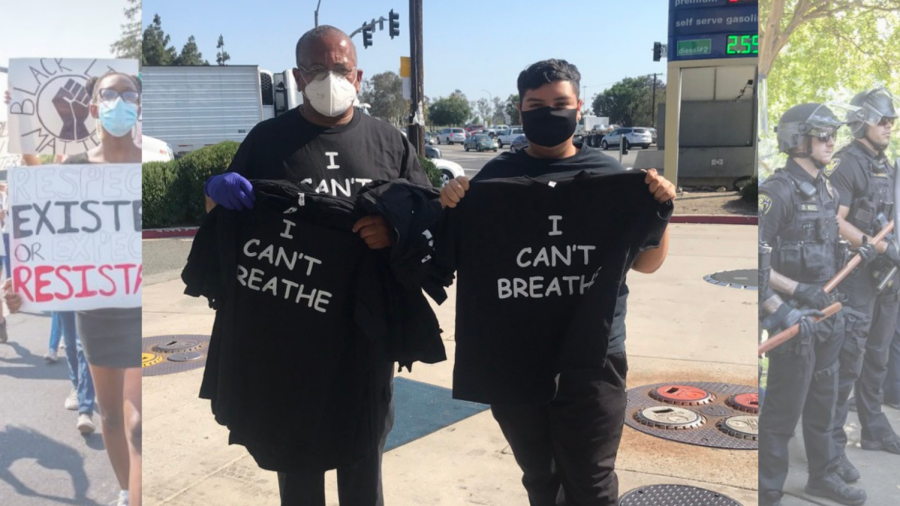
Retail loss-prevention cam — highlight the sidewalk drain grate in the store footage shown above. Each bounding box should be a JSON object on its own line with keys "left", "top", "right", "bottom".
{"left": 704, "top": 269, "right": 757, "bottom": 290}
{"left": 625, "top": 382, "right": 758, "bottom": 450}
{"left": 142, "top": 335, "right": 210, "bottom": 377}
{"left": 620, "top": 484, "right": 741, "bottom": 505}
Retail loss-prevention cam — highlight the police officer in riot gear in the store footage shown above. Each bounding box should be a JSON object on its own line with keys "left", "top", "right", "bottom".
{"left": 758, "top": 103, "right": 867, "bottom": 506}
{"left": 828, "top": 88, "right": 900, "bottom": 469}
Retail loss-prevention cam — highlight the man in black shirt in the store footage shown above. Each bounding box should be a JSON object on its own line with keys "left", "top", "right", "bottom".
{"left": 440, "top": 59, "right": 675, "bottom": 506}
{"left": 827, "top": 88, "right": 900, "bottom": 461}
{"left": 202, "top": 25, "right": 430, "bottom": 506}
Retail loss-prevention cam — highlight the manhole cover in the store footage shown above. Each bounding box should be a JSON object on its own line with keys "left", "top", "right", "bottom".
{"left": 726, "top": 393, "right": 759, "bottom": 414}
{"left": 704, "top": 269, "right": 758, "bottom": 290}
{"left": 625, "top": 382, "right": 757, "bottom": 450}
{"left": 620, "top": 484, "right": 741, "bottom": 506}
{"left": 635, "top": 407, "right": 704, "bottom": 430}
{"left": 153, "top": 339, "right": 203, "bottom": 353}
{"left": 649, "top": 385, "right": 714, "bottom": 406}
{"left": 718, "top": 416, "right": 759, "bottom": 440}
{"left": 168, "top": 352, "right": 204, "bottom": 362}
{"left": 142, "top": 353, "right": 163, "bottom": 368}
{"left": 142, "top": 335, "right": 210, "bottom": 377}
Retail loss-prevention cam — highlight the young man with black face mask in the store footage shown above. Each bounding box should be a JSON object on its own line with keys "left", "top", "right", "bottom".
{"left": 440, "top": 59, "right": 675, "bottom": 505}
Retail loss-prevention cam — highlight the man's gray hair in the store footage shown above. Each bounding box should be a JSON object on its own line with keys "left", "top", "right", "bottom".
{"left": 295, "top": 25, "right": 357, "bottom": 67}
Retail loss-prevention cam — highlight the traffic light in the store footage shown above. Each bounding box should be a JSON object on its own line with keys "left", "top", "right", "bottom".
{"left": 363, "top": 24, "right": 373, "bottom": 49}
{"left": 653, "top": 42, "right": 661, "bottom": 62}
{"left": 389, "top": 9, "right": 400, "bottom": 39}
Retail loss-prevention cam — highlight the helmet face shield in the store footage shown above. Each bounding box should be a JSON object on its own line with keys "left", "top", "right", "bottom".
{"left": 849, "top": 88, "right": 899, "bottom": 137}
{"left": 777, "top": 103, "right": 855, "bottom": 154}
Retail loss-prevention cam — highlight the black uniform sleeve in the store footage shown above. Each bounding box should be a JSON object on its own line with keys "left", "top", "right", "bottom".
{"left": 828, "top": 156, "right": 863, "bottom": 209}
{"left": 398, "top": 136, "right": 432, "bottom": 187}
{"left": 758, "top": 183, "right": 790, "bottom": 245}
{"left": 225, "top": 128, "right": 257, "bottom": 177}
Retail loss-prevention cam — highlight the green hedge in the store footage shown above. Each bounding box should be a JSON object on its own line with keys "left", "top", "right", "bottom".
{"left": 142, "top": 141, "right": 240, "bottom": 228}
{"left": 420, "top": 155, "right": 442, "bottom": 188}
{"left": 741, "top": 176, "right": 758, "bottom": 204}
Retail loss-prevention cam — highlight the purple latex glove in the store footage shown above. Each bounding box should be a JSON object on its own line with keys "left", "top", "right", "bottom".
{"left": 205, "top": 173, "right": 255, "bottom": 210}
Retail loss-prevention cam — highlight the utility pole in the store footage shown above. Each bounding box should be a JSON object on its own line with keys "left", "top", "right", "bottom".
{"left": 649, "top": 73, "right": 662, "bottom": 128}
{"left": 314, "top": 0, "right": 322, "bottom": 27}
{"left": 408, "top": 0, "right": 424, "bottom": 156}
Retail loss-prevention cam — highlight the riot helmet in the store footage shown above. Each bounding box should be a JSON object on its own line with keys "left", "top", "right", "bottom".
{"left": 776, "top": 103, "right": 845, "bottom": 165}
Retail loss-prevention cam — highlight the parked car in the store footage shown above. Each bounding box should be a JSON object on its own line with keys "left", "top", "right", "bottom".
{"left": 464, "top": 134, "right": 499, "bottom": 152}
{"left": 432, "top": 158, "right": 465, "bottom": 187}
{"left": 425, "top": 132, "right": 437, "bottom": 145}
{"left": 510, "top": 135, "right": 528, "bottom": 153}
{"left": 142, "top": 135, "right": 175, "bottom": 162}
{"left": 647, "top": 127, "right": 657, "bottom": 144}
{"left": 437, "top": 127, "right": 466, "bottom": 145}
{"left": 600, "top": 127, "right": 652, "bottom": 150}
{"left": 497, "top": 126, "right": 525, "bottom": 148}
{"left": 425, "top": 144, "right": 442, "bottom": 159}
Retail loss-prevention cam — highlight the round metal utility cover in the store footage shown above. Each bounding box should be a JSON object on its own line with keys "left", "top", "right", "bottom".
{"left": 649, "top": 385, "right": 714, "bottom": 406}
{"left": 718, "top": 416, "right": 759, "bottom": 440}
{"left": 153, "top": 339, "right": 203, "bottom": 353}
{"left": 142, "top": 353, "right": 163, "bottom": 368}
{"left": 620, "top": 484, "right": 741, "bottom": 506}
{"left": 726, "top": 393, "right": 759, "bottom": 413}
{"left": 704, "top": 269, "right": 758, "bottom": 290}
{"left": 167, "top": 352, "right": 204, "bottom": 362}
{"left": 635, "top": 406, "right": 704, "bottom": 430}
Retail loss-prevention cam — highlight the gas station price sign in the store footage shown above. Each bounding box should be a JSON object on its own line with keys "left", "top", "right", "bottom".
{"left": 668, "top": 0, "right": 759, "bottom": 61}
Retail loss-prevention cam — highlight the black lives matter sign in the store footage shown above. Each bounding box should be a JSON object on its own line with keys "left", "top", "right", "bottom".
{"left": 8, "top": 164, "right": 142, "bottom": 311}
{"left": 6, "top": 58, "right": 139, "bottom": 156}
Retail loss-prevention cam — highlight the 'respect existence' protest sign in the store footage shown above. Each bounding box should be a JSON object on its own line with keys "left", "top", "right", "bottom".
{"left": 8, "top": 164, "right": 142, "bottom": 312}
{"left": 6, "top": 58, "right": 139, "bottom": 156}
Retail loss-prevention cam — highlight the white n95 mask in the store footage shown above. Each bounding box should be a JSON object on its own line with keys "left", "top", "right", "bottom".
{"left": 303, "top": 73, "right": 357, "bottom": 118}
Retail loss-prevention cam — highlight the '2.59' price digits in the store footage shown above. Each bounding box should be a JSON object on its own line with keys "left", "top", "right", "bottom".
{"left": 727, "top": 34, "right": 758, "bottom": 55}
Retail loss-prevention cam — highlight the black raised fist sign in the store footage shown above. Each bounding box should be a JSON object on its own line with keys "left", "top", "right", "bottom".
{"left": 52, "top": 79, "right": 92, "bottom": 141}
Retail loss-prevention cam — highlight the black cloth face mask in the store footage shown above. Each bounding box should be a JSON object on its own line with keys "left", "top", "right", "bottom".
{"left": 521, "top": 106, "right": 578, "bottom": 148}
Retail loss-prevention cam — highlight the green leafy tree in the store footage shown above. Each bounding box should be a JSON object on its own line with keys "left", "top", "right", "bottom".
{"left": 592, "top": 76, "right": 664, "bottom": 127}
{"left": 475, "top": 98, "right": 492, "bottom": 126}
{"left": 761, "top": 1, "right": 900, "bottom": 173}
{"left": 142, "top": 14, "right": 177, "bottom": 65}
{"left": 216, "top": 34, "right": 231, "bottom": 66}
{"left": 358, "top": 71, "right": 406, "bottom": 127}
{"left": 491, "top": 96, "right": 506, "bottom": 125}
{"left": 429, "top": 90, "right": 471, "bottom": 126}
{"left": 505, "top": 94, "right": 520, "bottom": 125}
{"left": 111, "top": 0, "right": 141, "bottom": 62}
{"left": 175, "top": 36, "right": 210, "bottom": 66}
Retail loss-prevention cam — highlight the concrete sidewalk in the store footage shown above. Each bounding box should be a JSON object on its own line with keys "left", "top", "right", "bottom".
{"left": 0, "top": 313, "right": 121, "bottom": 506}
{"left": 142, "top": 223, "right": 759, "bottom": 505}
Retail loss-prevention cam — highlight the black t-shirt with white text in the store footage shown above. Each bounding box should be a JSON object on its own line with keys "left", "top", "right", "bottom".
{"left": 435, "top": 170, "right": 672, "bottom": 404}
{"left": 226, "top": 107, "right": 430, "bottom": 197}
{"left": 473, "top": 147, "right": 634, "bottom": 355}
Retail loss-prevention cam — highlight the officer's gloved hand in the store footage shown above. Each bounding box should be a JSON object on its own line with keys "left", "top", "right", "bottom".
{"left": 856, "top": 237, "right": 878, "bottom": 267}
{"left": 784, "top": 307, "right": 823, "bottom": 345}
{"left": 794, "top": 283, "right": 830, "bottom": 310}
{"left": 883, "top": 241, "right": 900, "bottom": 268}
{"left": 205, "top": 173, "right": 255, "bottom": 210}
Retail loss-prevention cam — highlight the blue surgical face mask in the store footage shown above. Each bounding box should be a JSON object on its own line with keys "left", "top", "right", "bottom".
{"left": 98, "top": 98, "right": 139, "bottom": 137}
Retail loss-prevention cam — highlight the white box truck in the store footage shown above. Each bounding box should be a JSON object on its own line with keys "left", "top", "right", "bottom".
{"left": 141, "top": 65, "right": 302, "bottom": 156}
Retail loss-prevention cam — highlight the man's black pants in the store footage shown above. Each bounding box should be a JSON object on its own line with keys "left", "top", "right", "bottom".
{"left": 490, "top": 352, "right": 628, "bottom": 506}
{"left": 832, "top": 270, "right": 900, "bottom": 450}
{"left": 758, "top": 311, "right": 842, "bottom": 498}
{"left": 277, "top": 364, "right": 395, "bottom": 506}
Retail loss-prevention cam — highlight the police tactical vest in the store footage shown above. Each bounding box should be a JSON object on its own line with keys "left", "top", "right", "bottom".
{"left": 843, "top": 142, "right": 895, "bottom": 235}
{"left": 768, "top": 170, "right": 841, "bottom": 284}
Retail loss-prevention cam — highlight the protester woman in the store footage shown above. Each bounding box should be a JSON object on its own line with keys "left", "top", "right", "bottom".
{"left": 4, "top": 71, "right": 142, "bottom": 506}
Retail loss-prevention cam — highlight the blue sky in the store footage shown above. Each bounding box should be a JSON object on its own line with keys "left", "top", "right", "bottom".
{"left": 142, "top": 0, "right": 670, "bottom": 104}
{"left": 1, "top": 0, "right": 132, "bottom": 122}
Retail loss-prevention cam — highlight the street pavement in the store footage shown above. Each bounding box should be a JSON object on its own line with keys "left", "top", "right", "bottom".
{"left": 141, "top": 222, "right": 759, "bottom": 505}
{"left": 0, "top": 314, "right": 123, "bottom": 506}
{"left": 431, "top": 142, "right": 655, "bottom": 178}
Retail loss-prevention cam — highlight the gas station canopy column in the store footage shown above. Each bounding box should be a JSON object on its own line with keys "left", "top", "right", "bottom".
{"left": 664, "top": 0, "right": 759, "bottom": 188}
